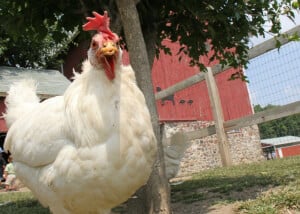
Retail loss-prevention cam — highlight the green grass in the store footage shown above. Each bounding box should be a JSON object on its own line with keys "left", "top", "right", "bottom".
{"left": 0, "top": 156, "right": 299, "bottom": 213}
{"left": 0, "top": 191, "right": 50, "bottom": 214}
{"left": 238, "top": 183, "right": 300, "bottom": 214}
{"left": 171, "top": 156, "right": 300, "bottom": 213}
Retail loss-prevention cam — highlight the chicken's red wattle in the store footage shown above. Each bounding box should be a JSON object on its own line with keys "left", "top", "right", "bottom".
{"left": 101, "top": 56, "right": 115, "bottom": 81}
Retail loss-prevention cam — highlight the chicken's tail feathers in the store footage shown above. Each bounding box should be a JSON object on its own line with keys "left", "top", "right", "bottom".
{"left": 4, "top": 79, "right": 40, "bottom": 128}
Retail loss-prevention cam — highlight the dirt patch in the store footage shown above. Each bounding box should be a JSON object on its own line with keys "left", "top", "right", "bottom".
{"left": 171, "top": 197, "right": 238, "bottom": 214}
{"left": 172, "top": 202, "right": 237, "bottom": 214}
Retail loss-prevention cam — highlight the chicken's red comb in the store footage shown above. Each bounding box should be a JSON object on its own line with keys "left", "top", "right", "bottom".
{"left": 83, "top": 11, "right": 119, "bottom": 42}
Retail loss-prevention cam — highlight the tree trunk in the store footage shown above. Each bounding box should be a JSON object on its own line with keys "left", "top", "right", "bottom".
{"left": 116, "top": 0, "right": 171, "bottom": 213}
{"left": 143, "top": 26, "right": 158, "bottom": 67}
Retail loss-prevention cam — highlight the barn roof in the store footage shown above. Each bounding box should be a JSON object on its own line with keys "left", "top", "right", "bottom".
{"left": 0, "top": 66, "right": 70, "bottom": 98}
{"left": 261, "top": 136, "right": 300, "bottom": 147}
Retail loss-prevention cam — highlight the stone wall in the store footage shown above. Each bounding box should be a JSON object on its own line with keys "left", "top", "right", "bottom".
{"left": 163, "top": 121, "right": 265, "bottom": 178}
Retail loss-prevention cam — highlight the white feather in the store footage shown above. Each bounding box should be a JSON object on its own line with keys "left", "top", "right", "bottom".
{"left": 4, "top": 79, "right": 40, "bottom": 128}
{"left": 4, "top": 58, "right": 157, "bottom": 214}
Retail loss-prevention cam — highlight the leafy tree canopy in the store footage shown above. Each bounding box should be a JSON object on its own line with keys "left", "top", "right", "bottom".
{"left": 254, "top": 104, "right": 300, "bottom": 139}
{"left": 0, "top": 0, "right": 299, "bottom": 70}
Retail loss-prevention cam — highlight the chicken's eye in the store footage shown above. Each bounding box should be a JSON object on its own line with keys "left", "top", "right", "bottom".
{"left": 91, "top": 41, "right": 98, "bottom": 49}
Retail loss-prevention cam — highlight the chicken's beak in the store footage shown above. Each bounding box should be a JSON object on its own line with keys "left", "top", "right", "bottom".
{"left": 100, "top": 41, "right": 118, "bottom": 56}
{"left": 96, "top": 40, "right": 119, "bottom": 81}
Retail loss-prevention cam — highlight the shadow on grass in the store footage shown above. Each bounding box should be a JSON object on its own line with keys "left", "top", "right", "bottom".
{"left": 0, "top": 199, "right": 50, "bottom": 214}
{"left": 171, "top": 173, "right": 293, "bottom": 202}
{"left": 175, "top": 174, "right": 271, "bottom": 190}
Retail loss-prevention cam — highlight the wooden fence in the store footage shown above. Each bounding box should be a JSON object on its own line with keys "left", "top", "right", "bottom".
{"left": 155, "top": 25, "right": 300, "bottom": 166}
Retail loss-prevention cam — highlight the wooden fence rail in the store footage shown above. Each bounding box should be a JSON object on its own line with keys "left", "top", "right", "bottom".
{"left": 157, "top": 25, "right": 300, "bottom": 166}
{"left": 185, "top": 100, "right": 300, "bottom": 141}
{"left": 155, "top": 25, "right": 300, "bottom": 102}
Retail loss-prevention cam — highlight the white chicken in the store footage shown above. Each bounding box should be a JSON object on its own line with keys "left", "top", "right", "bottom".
{"left": 4, "top": 11, "right": 157, "bottom": 214}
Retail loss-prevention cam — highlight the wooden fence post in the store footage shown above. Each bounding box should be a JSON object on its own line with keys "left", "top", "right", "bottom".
{"left": 205, "top": 67, "right": 232, "bottom": 166}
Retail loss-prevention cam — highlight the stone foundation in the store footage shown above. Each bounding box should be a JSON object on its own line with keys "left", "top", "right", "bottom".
{"left": 162, "top": 121, "right": 265, "bottom": 178}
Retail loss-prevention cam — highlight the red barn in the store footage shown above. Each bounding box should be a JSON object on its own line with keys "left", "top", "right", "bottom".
{"left": 150, "top": 40, "right": 253, "bottom": 122}
{"left": 0, "top": 99, "right": 6, "bottom": 133}
{"left": 261, "top": 136, "right": 300, "bottom": 159}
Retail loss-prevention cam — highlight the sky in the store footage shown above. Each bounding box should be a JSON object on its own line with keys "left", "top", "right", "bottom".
{"left": 245, "top": 12, "right": 300, "bottom": 107}
{"left": 249, "top": 13, "right": 300, "bottom": 46}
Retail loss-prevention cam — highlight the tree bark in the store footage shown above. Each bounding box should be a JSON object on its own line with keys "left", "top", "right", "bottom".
{"left": 143, "top": 26, "right": 158, "bottom": 68}
{"left": 116, "top": 0, "right": 171, "bottom": 213}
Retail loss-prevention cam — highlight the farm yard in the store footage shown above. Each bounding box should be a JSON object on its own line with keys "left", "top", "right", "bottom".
{"left": 1, "top": 1, "right": 300, "bottom": 213}
{"left": 0, "top": 27, "right": 300, "bottom": 214}
{"left": 0, "top": 155, "right": 299, "bottom": 214}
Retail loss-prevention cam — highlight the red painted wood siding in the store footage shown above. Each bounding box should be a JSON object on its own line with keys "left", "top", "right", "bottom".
{"left": 152, "top": 41, "right": 208, "bottom": 121}
{"left": 152, "top": 40, "right": 253, "bottom": 122}
{"left": 281, "top": 145, "right": 300, "bottom": 157}
{"left": 0, "top": 98, "right": 7, "bottom": 132}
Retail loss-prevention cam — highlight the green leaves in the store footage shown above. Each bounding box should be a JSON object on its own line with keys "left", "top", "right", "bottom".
{"left": 154, "top": 0, "right": 299, "bottom": 79}
{"left": 0, "top": 0, "right": 82, "bottom": 68}
{"left": 0, "top": 0, "right": 298, "bottom": 73}
{"left": 291, "top": 0, "right": 300, "bottom": 9}
{"left": 0, "top": 12, "right": 78, "bottom": 68}
{"left": 254, "top": 105, "right": 300, "bottom": 138}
